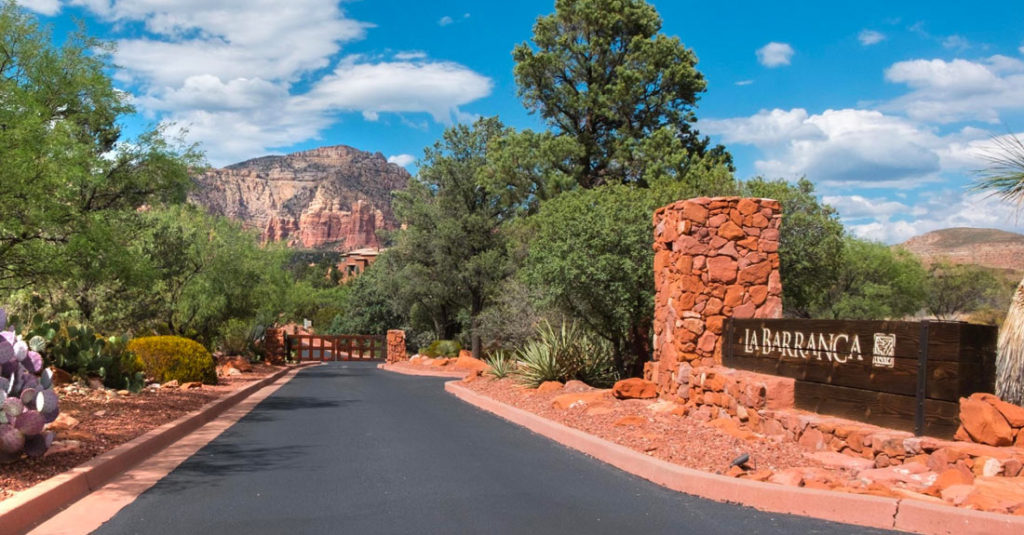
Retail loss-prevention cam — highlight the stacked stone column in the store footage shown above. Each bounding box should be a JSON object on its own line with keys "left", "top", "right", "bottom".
{"left": 386, "top": 330, "right": 407, "bottom": 363}
{"left": 647, "top": 197, "right": 783, "bottom": 398}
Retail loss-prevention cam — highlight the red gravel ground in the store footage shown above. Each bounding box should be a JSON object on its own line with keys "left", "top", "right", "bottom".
{"left": 0, "top": 364, "right": 283, "bottom": 502}
{"left": 463, "top": 376, "right": 831, "bottom": 475}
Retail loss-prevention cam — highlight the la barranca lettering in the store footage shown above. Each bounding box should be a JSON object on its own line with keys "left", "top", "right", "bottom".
{"left": 743, "top": 327, "right": 864, "bottom": 364}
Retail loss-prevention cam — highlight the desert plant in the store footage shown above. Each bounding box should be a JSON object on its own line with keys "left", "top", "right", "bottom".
{"left": 217, "top": 318, "right": 265, "bottom": 357}
{"left": 0, "top": 309, "right": 59, "bottom": 463}
{"left": 515, "top": 340, "right": 563, "bottom": 387}
{"left": 515, "top": 321, "right": 618, "bottom": 388}
{"left": 422, "top": 339, "right": 462, "bottom": 359}
{"left": 973, "top": 133, "right": 1024, "bottom": 404}
{"left": 104, "top": 336, "right": 145, "bottom": 392}
{"left": 485, "top": 350, "right": 516, "bottom": 379}
{"left": 127, "top": 336, "right": 217, "bottom": 385}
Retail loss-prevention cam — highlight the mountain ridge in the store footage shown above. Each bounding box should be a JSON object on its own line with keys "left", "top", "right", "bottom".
{"left": 189, "top": 144, "right": 411, "bottom": 251}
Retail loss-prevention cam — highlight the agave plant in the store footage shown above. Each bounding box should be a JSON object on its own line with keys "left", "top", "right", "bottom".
{"left": 0, "top": 309, "right": 59, "bottom": 463}
{"left": 485, "top": 350, "right": 516, "bottom": 379}
{"left": 514, "top": 320, "right": 618, "bottom": 388}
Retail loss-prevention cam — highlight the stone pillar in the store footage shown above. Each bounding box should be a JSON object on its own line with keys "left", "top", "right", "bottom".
{"left": 386, "top": 330, "right": 407, "bottom": 363}
{"left": 263, "top": 327, "right": 287, "bottom": 365}
{"left": 648, "top": 197, "right": 783, "bottom": 397}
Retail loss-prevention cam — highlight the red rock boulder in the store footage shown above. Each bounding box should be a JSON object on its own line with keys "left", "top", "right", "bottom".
{"left": 612, "top": 378, "right": 658, "bottom": 400}
{"left": 959, "top": 396, "right": 1014, "bottom": 446}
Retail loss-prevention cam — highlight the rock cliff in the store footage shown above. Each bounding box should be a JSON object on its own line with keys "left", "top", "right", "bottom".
{"left": 190, "top": 145, "right": 410, "bottom": 251}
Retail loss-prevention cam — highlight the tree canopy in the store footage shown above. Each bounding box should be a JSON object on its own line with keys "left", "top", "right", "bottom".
{"left": 512, "top": 0, "right": 727, "bottom": 188}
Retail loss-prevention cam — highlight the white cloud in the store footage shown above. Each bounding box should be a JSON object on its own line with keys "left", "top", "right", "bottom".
{"left": 756, "top": 42, "right": 794, "bottom": 68}
{"left": 303, "top": 57, "right": 493, "bottom": 123}
{"left": 705, "top": 108, "right": 956, "bottom": 186}
{"left": 883, "top": 56, "right": 1024, "bottom": 123}
{"left": 735, "top": 80, "right": 754, "bottom": 86}
{"left": 387, "top": 154, "right": 415, "bottom": 167}
{"left": 822, "top": 194, "right": 917, "bottom": 220}
{"left": 858, "top": 30, "right": 885, "bottom": 46}
{"left": 16, "top": 0, "right": 60, "bottom": 15}
{"left": 438, "top": 15, "right": 453, "bottom": 26}
{"left": 846, "top": 192, "right": 1024, "bottom": 244}
{"left": 942, "top": 35, "right": 970, "bottom": 50}
{"left": 59, "top": 0, "right": 492, "bottom": 165}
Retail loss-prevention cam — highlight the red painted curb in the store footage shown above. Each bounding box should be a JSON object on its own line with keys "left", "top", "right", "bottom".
{"left": 0, "top": 363, "right": 316, "bottom": 535}
{"left": 894, "top": 496, "right": 1024, "bottom": 535}
{"left": 378, "top": 363, "right": 468, "bottom": 378}
{"left": 444, "top": 381, "right": 1021, "bottom": 534}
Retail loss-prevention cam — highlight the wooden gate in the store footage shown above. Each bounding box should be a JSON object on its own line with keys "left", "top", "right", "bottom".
{"left": 286, "top": 334, "right": 386, "bottom": 361}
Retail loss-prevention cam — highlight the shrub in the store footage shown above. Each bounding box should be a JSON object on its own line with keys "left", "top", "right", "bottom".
{"left": 0, "top": 309, "right": 59, "bottom": 462}
{"left": 422, "top": 339, "right": 462, "bottom": 359}
{"left": 485, "top": 350, "right": 515, "bottom": 379}
{"left": 104, "top": 337, "right": 145, "bottom": 392}
{"left": 515, "top": 321, "right": 618, "bottom": 388}
{"left": 127, "top": 336, "right": 217, "bottom": 385}
{"left": 217, "top": 318, "right": 265, "bottom": 357}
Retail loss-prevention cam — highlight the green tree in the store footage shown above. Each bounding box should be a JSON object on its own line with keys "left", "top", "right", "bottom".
{"left": 391, "top": 117, "right": 517, "bottom": 358}
{"left": 741, "top": 178, "right": 845, "bottom": 317}
{"left": 520, "top": 173, "right": 734, "bottom": 376}
{"left": 924, "top": 261, "right": 1003, "bottom": 320}
{"left": 820, "top": 237, "right": 927, "bottom": 320}
{"left": 512, "top": 0, "right": 727, "bottom": 188}
{"left": 0, "top": 3, "right": 200, "bottom": 292}
{"left": 972, "top": 132, "right": 1024, "bottom": 404}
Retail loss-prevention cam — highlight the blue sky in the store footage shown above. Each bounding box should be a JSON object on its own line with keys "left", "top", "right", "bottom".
{"left": 16, "top": 0, "right": 1024, "bottom": 243}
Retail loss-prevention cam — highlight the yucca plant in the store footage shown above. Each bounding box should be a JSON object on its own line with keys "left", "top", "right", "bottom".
{"left": 514, "top": 320, "right": 618, "bottom": 388}
{"left": 974, "top": 133, "right": 1024, "bottom": 404}
{"left": 485, "top": 350, "right": 515, "bottom": 379}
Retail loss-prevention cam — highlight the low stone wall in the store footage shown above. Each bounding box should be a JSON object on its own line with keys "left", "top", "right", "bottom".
{"left": 667, "top": 365, "right": 1024, "bottom": 478}
{"left": 386, "top": 330, "right": 407, "bottom": 363}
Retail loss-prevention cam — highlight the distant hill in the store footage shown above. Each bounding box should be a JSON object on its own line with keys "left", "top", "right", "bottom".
{"left": 190, "top": 145, "right": 410, "bottom": 252}
{"left": 899, "top": 227, "right": 1024, "bottom": 274}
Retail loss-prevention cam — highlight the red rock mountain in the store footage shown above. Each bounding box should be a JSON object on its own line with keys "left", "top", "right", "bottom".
{"left": 899, "top": 227, "right": 1024, "bottom": 273}
{"left": 190, "top": 145, "right": 410, "bottom": 251}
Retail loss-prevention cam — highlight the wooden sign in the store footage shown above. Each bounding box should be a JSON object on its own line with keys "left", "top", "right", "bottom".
{"left": 723, "top": 318, "right": 996, "bottom": 438}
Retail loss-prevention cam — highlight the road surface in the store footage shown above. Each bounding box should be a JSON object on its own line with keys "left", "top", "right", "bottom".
{"left": 94, "top": 362, "right": 898, "bottom": 534}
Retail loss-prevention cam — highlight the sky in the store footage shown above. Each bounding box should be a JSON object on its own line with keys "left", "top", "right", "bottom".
{"left": 14, "top": 0, "right": 1024, "bottom": 244}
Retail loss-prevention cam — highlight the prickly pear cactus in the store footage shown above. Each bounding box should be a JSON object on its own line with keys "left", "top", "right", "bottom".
{"left": 0, "top": 309, "right": 58, "bottom": 463}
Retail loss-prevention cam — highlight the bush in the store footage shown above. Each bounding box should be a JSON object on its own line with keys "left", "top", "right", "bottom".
{"left": 217, "top": 318, "right": 265, "bottom": 357}
{"left": 104, "top": 337, "right": 145, "bottom": 392}
{"left": 485, "top": 350, "right": 516, "bottom": 379}
{"left": 515, "top": 321, "right": 617, "bottom": 388}
{"left": 422, "top": 339, "right": 462, "bottom": 358}
{"left": 127, "top": 336, "right": 217, "bottom": 385}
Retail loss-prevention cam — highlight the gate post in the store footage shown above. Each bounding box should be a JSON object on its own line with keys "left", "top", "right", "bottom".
{"left": 387, "top": 330, "right": 407, "bottom": 363}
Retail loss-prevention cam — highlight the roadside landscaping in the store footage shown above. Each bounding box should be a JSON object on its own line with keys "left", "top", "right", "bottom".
{"left": 454, "top": 373, "right": 1024, "bottom": 517}
{"left": 0, "top": 360, "right": 282, "bottom": 502}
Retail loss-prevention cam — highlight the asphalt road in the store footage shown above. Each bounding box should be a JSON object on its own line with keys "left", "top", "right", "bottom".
{"left": 94, "top": 363, "right": 898, "bottom": 534}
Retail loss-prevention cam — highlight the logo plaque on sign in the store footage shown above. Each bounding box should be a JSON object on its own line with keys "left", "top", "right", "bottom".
{"left": 872, "top": 333, "right": 896, "bottom": 368}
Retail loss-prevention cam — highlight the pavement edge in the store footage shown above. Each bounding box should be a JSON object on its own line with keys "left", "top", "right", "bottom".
{"left": 377, "top": 363, "right": 468, "bottom": 378}
{"left": 0, "top": 363, "right": 317, "bottom": 535}
{"left": 445, "top": 381, "right": 1024, "bottom": 535}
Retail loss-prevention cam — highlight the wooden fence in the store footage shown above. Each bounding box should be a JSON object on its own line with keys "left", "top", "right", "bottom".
{"left": 723, "top": 318, "right": 996, "bottom": 438}
{"left": 286, "top": 334, "right": 386, "bottom": 361}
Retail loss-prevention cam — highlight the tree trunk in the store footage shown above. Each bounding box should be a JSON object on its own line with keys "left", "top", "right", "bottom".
{"left": 470, "top": 292, "right": 484, "bottom": 360}
{"left": 997, "top": 277, "right": 1024, "bottom": 405}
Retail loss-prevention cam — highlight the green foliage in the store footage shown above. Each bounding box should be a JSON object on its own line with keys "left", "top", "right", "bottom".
{"left": 475, "top": 279, "right": 558, "bottom": 353}
{"left": 485, "top": 350, "right": 515, "bottom": 379}
{"left": 515, "top": 321, "right": 617, "bottom": 388}
{"left": 0, "top": 3, "right": 201, "bottom": 293}
{"left": 512, "top": 0, "right": 728, "bottom": 187}
{"left": 390, "top": 117, "right": 517, "bottom": 357}
{"left": 741, "top": 178, "right": 845, "bottom": 317}
{"left": 820, "top": 237, "right": 928, "bottom": 320}
{"left": 127, "top": 336, "right": 217, "bottom": 385}
{"left": 324, "top": 256, "right": 402, "bottom": 336}
{"left": 104, "top": 337, "right": 145, "bottom": 392}
{"left": 519, "top": 175, "right": 733, "bottom": 375}
{"left": 925, "top": 261, "right": 1005, "bottom": 320}
{"left": 217, "top": 318, "right": 261, "bottom": 356}
{"left": 422, "top": 340, "right": 462, "bottom": 359}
